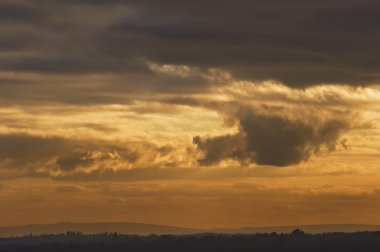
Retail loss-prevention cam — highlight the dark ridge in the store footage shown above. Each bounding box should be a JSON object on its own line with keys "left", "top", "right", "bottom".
{"left": 2, "top": 222, "right": 380, "bottom": 238}
{"left": 0, "top": 222, "right": 201, "bottom": 238}
{"left": 2, "top": 231, "right": 380, "bottom": 252}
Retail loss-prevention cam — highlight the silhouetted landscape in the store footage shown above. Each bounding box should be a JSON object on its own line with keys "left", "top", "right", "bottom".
{"left": 0, "top": 222, "right": 200, "bottom": 238}
{"left": 2, "top": 222, "right": 380, "bottom": 237}
{"left": 2, "top": 230, "right": 380, "bottom": 252}
{"left": 1, "top": 223, "right": 380, "bottom": 251}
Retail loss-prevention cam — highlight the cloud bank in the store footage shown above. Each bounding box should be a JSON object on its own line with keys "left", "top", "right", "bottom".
{"left": 0, "top": 0, "right": 379, "bottom": 102}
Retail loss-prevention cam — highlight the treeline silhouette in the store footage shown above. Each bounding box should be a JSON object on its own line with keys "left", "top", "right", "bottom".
{"left": 1, "top": 230, "right": 380, "bottom": 252}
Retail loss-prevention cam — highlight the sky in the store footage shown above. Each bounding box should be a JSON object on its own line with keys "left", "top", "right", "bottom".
{"left": 0, "top": 0, "right": 380, "bottom": 229}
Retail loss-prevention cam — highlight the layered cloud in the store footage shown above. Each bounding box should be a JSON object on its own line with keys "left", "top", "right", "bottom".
{"left": 0, "top": 133, "right": 194, "bottom": 179}
{"left": 0, "top": 76, "right": 377, "bottom": 178}
{"left": 0, "top": 1, "right": 377, "bottom": 180}
{"left": 1, "top": 0, "right": 380, "bottom": 229}
{"left": 0, "top": 0, "right": 380, "bottom": 98}
{"left": 0, "top": 59, "right": 379, "bottom": 178}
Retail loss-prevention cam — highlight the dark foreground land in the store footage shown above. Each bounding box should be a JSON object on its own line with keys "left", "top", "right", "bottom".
{"left": 1, "top": 231, "right": 380, "bottom": 252}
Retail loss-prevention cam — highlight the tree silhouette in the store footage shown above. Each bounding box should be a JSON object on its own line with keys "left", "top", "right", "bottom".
{"left": 291, "top": 229, "right": 305, "bottom": 236}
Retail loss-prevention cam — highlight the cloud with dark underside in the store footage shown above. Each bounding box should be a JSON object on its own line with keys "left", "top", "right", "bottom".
{"left": 0, "top": 1, "right": 47, "bottom": 23}
{"left": 0, "top": 134, "right": 182, "bottom": 177}
{"left": 0, "top": 0, "right": 379, "bottom": 92}
{"left": 55, "top": 153, "right": 94, "bottom": 171}
{"left": 194, "top": 110, "right": 350, "bottom": 166}
{"left": 0, "top": 134, "right": 105, "bottom": 171}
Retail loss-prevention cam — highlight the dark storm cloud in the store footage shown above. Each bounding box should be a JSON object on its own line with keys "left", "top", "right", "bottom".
{"left": 0, "top": 1, "right": 47, "bottom": 23}
{"left": 0, "top": 0, "right": 379, "bottom": 89}
{"left": 96, "top": 0, "right": 380, "bottom": 86}
{"left": 194, "top": 110, "right": 350, "bottom": 166}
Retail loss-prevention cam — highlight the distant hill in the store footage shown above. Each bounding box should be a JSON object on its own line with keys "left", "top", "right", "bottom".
{"left": 4, "top": 232, "right": 380, "bottom": 252}
{"left": 213, "top": 224, "right": 380, "bottom": 234}
{"left": 0, "top": 222, "right": 201, "bottom": 237}
{"left": 1, "top": 222, "right": 380, "bottom": 237}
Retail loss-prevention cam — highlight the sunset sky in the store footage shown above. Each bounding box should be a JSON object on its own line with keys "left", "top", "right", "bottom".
{"left": 1, "top": 0, "right": 380, "bottom": 229}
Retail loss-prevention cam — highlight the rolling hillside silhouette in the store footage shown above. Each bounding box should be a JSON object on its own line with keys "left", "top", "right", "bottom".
{"left": 2, "top": 232, "right": 380, "bottom": 252}
{"left": 213, "top": 224, "right": 380, "bottom": 234}
{"left": 0, "top": 222, "right": 200, "bottom": 237}
{"left": 1, "top": 222, "right": 380, "bottom": 237}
